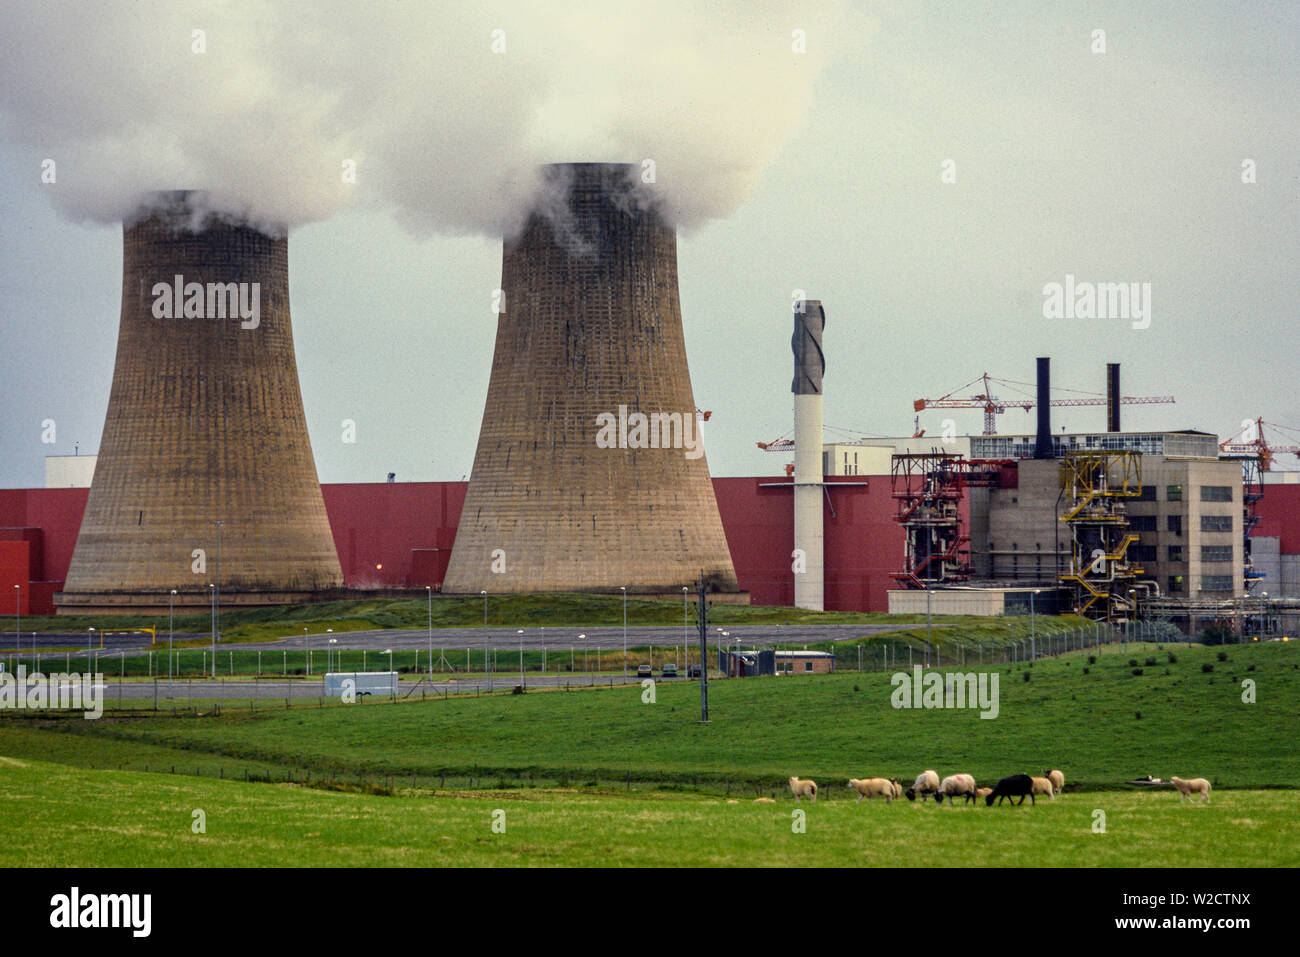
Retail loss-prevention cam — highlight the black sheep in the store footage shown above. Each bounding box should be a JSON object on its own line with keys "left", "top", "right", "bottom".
{"left": 985, "top": 773, "right": 1036, "bottom": 806}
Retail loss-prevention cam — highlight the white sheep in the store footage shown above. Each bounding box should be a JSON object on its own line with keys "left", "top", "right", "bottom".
{"left": 975, "top": 786, "right": 993, "bottom": 800}
{"left": 847, "top": 777, "right": 897, "bottom": 803}
{"left": 1029, "top": 775, "right": 1055, "bottom": 800}
{"left": 789, "top": 776, "right": 817, "bottom": 802}
{"left": 1170, "top": 776, "right": 1211, "bottom": 804}
{"left": 1045, "top": 769, "right": 1065, "bottom": 795}
{"left": 905, "top": 769, "right": 940, "bottom": 802}
{"left": 891, "top": 778, "right": 903, "bottom": 800}
{"left": 935, "top": 773, "right": 978, "bottom": 805}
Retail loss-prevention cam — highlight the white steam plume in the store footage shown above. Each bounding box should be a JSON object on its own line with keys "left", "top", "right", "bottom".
{"left": 0, "top": 0, "right": 871, "bottom": 234}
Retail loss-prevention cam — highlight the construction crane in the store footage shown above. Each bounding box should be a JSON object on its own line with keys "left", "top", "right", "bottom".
{"left": 1218, "top": 417, "right": 1300, "bottom": 469}
{"left": 913, "top": 372, "right": 1175, "bottom": 435}
{"left": 1218, "top": 418, "right": 1300, "bottom": 591}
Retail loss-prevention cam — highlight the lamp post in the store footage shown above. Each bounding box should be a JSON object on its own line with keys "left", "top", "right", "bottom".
{"left": 426, "top": 586, "right": 433, "bottom": 680}
{"left": 579, "top": 634, "right": 586, "bottom": 675}
{"left": 212, "top": 519, "right": 224, "bottom": 657}
{"left": 329, "top": 637, "right": 337, "bottom": 671}
{"left": 1030, "top": 590, "right": 1036, "bottom": 660}
{"left": 621, "top": 586, "right": 627, "bottom": 677}
{"left": 304, "top": 627, "right": 311, "bottom": 677}
{"left": 326, "top": 629, "right": 333, "bottom": 673}
{"left": 518, "top": 631, "right": 524, "bottom": 686}
{"left": 168, "top": 589, "right": 176, "bottom": 692}
{"left": 208, "top": 583, "right": 216, "bottom": 678}
{"left": 682, "top": 586, "right": 688, "bottom": 668}
{"left": 13, "top": 584, "right": 19, "bottom": 660}
{"left": 926, "top": 588, "right": 933, "bottom": 666}
{"left": 88, "top": 627, "right": 94, "bottom": 670}
{"left": 385, "top": 648, "right": 392, "bottom": 673}
{"left": 481, "top": 590, "right": 487, "bottom": 628}
{"left": 1260, "top": 591, "right": 1268, "bottom": 641}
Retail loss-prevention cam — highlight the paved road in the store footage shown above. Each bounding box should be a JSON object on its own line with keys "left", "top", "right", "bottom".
{"left": 234, "top": 623, "right": 906, "bottom": 654}
{"left": 2, "top": 623, "right": 910, "bottom": 664}
{"left": 92, "top": 673, "right": 656, "bottom": 701}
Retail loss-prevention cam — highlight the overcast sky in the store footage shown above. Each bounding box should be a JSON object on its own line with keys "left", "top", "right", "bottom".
{"left": 1, "top": 0, "right": 1297, "bottom": 490}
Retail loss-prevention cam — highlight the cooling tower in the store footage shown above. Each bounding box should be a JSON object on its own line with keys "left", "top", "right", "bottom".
{"left": 442, "top": 163, "right": 739, "bottom": 595}
{"left": 56, "top": 191, "right": 343, "bottom": 614}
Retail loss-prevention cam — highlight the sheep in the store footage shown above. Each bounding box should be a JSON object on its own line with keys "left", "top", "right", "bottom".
{"left": 1170, "top": 776, "right": 1211, "bottom": 804}
{"left": 847, "top": 777, "right": 897, "bottom": 803}
{"left": 1030, "top": 776, "right": 1055, "bottom": 800}
{"left": 975, "top": 786, "right": 993, "bottom": 800}
{"left": 789, "top": 776, "right": 817, "bottom": 802}
{"left": 904, "top": 769, "right": 940, "bottom": 802}
{"left": 934, "top": 773, "right": 978, "bottom": 805}
{"left": 753, "top": 797, "right": 775, "bottom": 804}
{"left": 985, "top": 773, "right": 1035, "bottom": 806}
{"left": 1044, "top": 769, "right": 1065, "bottom": 795}
{"left": 890, "top": 778, "right": 903, "bottom": 800}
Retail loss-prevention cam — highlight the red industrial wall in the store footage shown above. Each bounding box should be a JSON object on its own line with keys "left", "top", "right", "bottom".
{"left": 11, "top": 474, "right": 1299, "bottom": 612}
{"left": 320, "top": 482, "right": 467, "bottom": 588}
{"left": 1254, "top": 485, "right": 1300, "bottom": 553}
{"left": 713, "top": 476, "right": 903, "bottom": 611}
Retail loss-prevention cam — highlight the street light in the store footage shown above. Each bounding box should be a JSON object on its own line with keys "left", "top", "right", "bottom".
{"left": 168, "top": 589, "right": 176, "bottom": 692}
{"left": 1260, "top": 591, "right": 1268, "bottom": 641}
{"left": 682, "top": 586, "right": 688, "bottom": 667}
{"left": 621, "top": 586, "right": 627, "bottom": 677}
{"left": 88, "top": 628, "right": 94, "bottom": 670}
{"left": 208, "top": 583, "right": 216, "bottom": 678}
{"left": 13, "top": 584, "right": 20, "bottom": 660}
{"left": 426, "top": 586, "right": 433, "bottom": 680}
{"left": 579, "top": 634, "right": 587, "bottom": 675}
{"left": 384, "top": 648, "right": 393, "bottom": 673}
{"left": 304, "top": 627, "right": 311, "bottom": 677}
{"left": 481, "top": 590, "right": 487, "bottom": 628}
{"left": 328, "top": 637, "right": 337, "bottom": 671}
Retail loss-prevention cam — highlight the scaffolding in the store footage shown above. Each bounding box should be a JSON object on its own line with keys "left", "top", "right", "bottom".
{"left": 890, "top": 453, "right": 1008, "bottom": 589}
{"left": 1057, "top": 450, "right": 1148, "bottom": 621}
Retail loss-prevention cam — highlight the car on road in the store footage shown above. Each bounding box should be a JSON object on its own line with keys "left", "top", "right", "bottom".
{"left": 662, "top": 663, "right": 678, "bottom": 678}
{"left": 636, "top": 664, "right": 653, "bottom": 678}
{"left": 686, "top": 664, "right": 702, "bottom": 678}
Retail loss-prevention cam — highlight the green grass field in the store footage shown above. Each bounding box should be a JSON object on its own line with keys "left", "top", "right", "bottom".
{"left": 2, "top": 639, "right": 1294, "bottom": 866}
{"left": 1, "top": 757, "right": 1294, "bottom": 867}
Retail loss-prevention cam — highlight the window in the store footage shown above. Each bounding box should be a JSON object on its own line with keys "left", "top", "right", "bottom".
{"left": 1130, "top": 545, "right": 1157, "bottom": 562}
{"left": 1166, "top": 485, "right": 1183, "bottom": 501}
{"left": 1167, "top": 545, "right": 1183, "bottom": 562}
{"left": 1128, "top": 515, "right": 1157, "bottom": 532}
{"left": 1135, "top": 485, "right": 1157, "bottom": 501}
{"left": 1201, "top": 515, "right": 1233, "bottom": 533}
{"left": 1167, "top": 515, "right": 1183, "bottom": 535}
{"left": 1201, "top": 486, "right": 1233, "bottom": 502}
{"left": 1168, "top": 575, "right": 1184, "bottom": 593}
{"left": 804, "top": 661, "right": 814, "bottom": 673}
{"left": 1201, "top": 575, "right": 1234, "bottom": 592}
{"left": 1201, "top": 545, "right": 1233, "bottom": 562}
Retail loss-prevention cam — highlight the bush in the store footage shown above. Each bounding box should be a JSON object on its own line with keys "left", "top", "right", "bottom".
{"left": 1082, "top": 667, "right": 1090, "bottom": 675}
{"left": 1247, "top": 664, "right": 1256, "bottom": 672}
{"left": 1167, "top": 653, "right": 1177, "bottom": 664}
{"left": 1217, "top": 651, "right": 1229, "bottom": 662}
{"left": 1088, "top": 655, "right": 1097, "bottom": 664}
{"left": 1128, "top": 658, "right": 1139, "bottom": 667}
{"left": 1145, "top": 657, "right": 1157, "bottom": 667}
{"left": 1023, "top": 671, "right": 1031, "bottom": 682}
{"left": 1201, "top": 663, "right": 1214, "bottom": 673}
{"left": 1131, "top": 668, "right": 1144, "bottom": 676}
{"left": 1199, "top": 623, "right": 1236, "bottom": 646}
{"left": 1135, "top": 711, "right": 1142, "bottom": 720}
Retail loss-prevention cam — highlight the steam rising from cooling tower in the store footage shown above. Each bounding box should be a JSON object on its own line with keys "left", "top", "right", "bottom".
{"left": 57, "top": 191, "right": 343, "bottom": 613}
{"left": 442, "top": 163, "right": 739, "bottom": 594}
{"left": 0, "top": 3, "right": 864, "bottom": 235}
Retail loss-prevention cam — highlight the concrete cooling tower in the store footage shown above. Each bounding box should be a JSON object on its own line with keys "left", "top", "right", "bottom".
{"left": 57, "top": 191, "right": 343, "bottom": 614}
{"left": 443, "top": 163, "right": 740, "bottom": 595}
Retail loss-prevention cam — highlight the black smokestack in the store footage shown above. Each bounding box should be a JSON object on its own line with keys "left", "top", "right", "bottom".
{"left": 1106, "top": 362, "right": 1121, "bottom": 432}
{"left": 1034, "top": 356, "right": 1053, "bottom": 459}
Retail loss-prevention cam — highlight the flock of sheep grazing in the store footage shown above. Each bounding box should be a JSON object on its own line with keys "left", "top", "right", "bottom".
{"left": 790, "top": 768, "right": 1212, "bottom": 805}
{"left": 791, "top": 770, "right": 1065, "bottom": 806}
